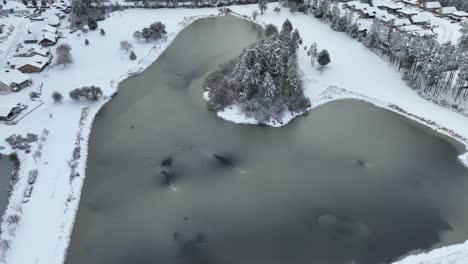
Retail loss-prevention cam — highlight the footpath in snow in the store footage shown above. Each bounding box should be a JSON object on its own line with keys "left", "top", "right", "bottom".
{"left": 0, "top": 3, "right": 467, "bottom": 264}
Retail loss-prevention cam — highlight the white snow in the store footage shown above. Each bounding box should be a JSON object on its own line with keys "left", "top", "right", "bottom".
{"left": 0, "top": 1, "right": 28, "bottom": 12}
{"left": 425, "top": 1, "right": 442, "bottom": 9}
{"left": 0, "top": 3, "right": 467, "bottom": 264}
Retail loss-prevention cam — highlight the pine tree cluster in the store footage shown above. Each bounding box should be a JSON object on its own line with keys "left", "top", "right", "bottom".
{"left": 205, "top": 19, "right": 310, "bottom": 124}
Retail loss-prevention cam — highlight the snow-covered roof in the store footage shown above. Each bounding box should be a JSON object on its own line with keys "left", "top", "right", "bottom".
{"left": 1, "top": 1, "right": 28, "bottom": 12}
{"left": 15, "top": 45, "right": 50, "bottom": 57}
{"left": 18, "top": 55, "right": 51, "bottom": 69}
{"left": 46, "top": 16, "right": 60, "bottom": 26}
{"left": 42, "top": 24, "right": 57, "bottom": 34}
{"left": 393, "top": 18, "right": 411, "bottom": 26}
{"left": 0, "top": 106, "right": 16, "bottom": 117}
{"left": 450, "top": 11, "right": 468, "bottom": 18}
{"left": 0, "top": 70, "right": 31, "bottom": 87}
{"left": 400, "top": 24, "right": 424, "bottom": 31}
{"left": 425, "top": 1, "right": 441, "bottom": 9}
{"left": 401, "top": 0, "right": 418, "bottom": 5}
{"left": 441, "top": 7, "right": 458, "bottom": 15}
{"left": 374, "top": 0, "right": 404, "bottom": 9}
{"left": 411, "top": 29, "right": 435, "bottom": 36}
{"left": 410, "top": 14, "right": 429, "bottom": 23}
{"left": 398, "top": 9, "right": 418, "bottom": 15}
{"left": 38, "top": 31, "right": 57, "bottom": 43}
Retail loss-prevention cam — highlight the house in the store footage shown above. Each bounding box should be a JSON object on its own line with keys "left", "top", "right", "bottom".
{"left": 14, "top": 45, "right": 50, "bottom": 57}
{"left": 0, "top": 1, "right": 28, "bottom": 15}
{"left": 374, "top": 0, "right": 404, "bottom": 13}
{"left": 15, "top": 55, "right": 52, "bottom": 73}
{"left": 397, "top": 8, "right": 418, "bottom": 18}
{"left": 440, "top": 6, "right": 457, "bottom": 16}
{"left": 0, "top": 70, "right": 32, "bottom": 93}
{"left": 38, "top": 31, "right": 57, "bottom": 46}
{"left": 42, "top": 24, "right": 57, "bottom": 34}
{"left": 423, "top": 1, "right": 441, "bottom": 10}
{"left": 447, "top": 11, "right": 468, "bottom": 22}
{"left": 400, "top": 0, "right": 419, "bottom": 6}
{"left": 0, "top": 104, "right": 27, "bottom": 121}
{"left": 400, "top": 24, "right": 424, "bottom": 32}
{"left": 23, "top": 24, "right": 58, "bottom": 45}
{"left": 393, "top": 18, "right": 411, "bottom": 26}
{"left": 46, "top": 16, "right": 60, "bottom": 26}
{"left": 410, "top": 14, "right": 430, "bottom": 25}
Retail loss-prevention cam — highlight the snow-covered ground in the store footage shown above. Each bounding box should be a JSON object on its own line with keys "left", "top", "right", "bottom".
{"left": 0, "top": 3, "right": 467, "bottom": 264}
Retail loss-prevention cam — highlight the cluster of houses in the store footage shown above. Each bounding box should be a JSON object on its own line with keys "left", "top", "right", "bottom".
{"left": 402, "top": 0, "right": 468, "bottom": 22}
{"left": 1, "top": 0, "right": 70, "bottom": 17}
{"left": 345, "top": 0, "right": 467, "bottom": 38}
{"left": 0, "top": 0, "right": 69, "bottom": 95}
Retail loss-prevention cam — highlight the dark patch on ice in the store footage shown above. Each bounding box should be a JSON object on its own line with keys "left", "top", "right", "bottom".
{"left": 317, "top": 213, "right": 372, "bottom": 242}
{"left": 161, "top": 157, "right": 173, "bottom": 167}
{"left": 352, "top": 159, "right": 368, "bottom": 167}
{"left": 212, "top": 154, "right": 235, "bottom": 168}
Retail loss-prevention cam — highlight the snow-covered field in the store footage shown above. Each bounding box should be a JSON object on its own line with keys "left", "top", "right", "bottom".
{"left": 0, "top": 3, "right": 468, "bottom": 264}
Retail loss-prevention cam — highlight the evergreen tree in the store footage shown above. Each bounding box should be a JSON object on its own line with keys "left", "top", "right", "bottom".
{"left": 52, "top": 91, "right": 63, "bottom": 103}
{"left": 280, "top": 19, "right": 293, "bottom": 36}
{"left": 262, "top": 71, "right": 276, "bottom": 102}
{"left": 32, "top": 0, "right": 37, "bottom": 7}
{"left": 88, "top": 18, "right": 98, "bottom": 30}
{"left": 85, "top": 38, "right": 89, "bottom": 45}
{"left": 317, "top": 49, "right": 331, "bottom": 68}
{"left": 291, "top": 28, "right": 302, "bottom": 49}
{"left": 265, "top": 24, "right": 279, "bottom": 37}
{"left": 130, "top": 51, "right": 137, "bottom": 60}
{"left": 100, "top": 28, "right": 106, "bottom": 36}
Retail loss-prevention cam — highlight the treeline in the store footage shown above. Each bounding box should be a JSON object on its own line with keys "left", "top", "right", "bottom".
{"left": 205, "top": 20, "right": 310, "bottom": 123}
{"left": 282, "top": 0, "right": 468, "bottom": 107}
{"left": 123, "top": 0, "right": 259, "bottom": 8}
{"left": 439, "top": 0, "right": 468, "bottom": 13}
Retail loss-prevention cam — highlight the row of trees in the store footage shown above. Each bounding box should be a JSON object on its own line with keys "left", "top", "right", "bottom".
{"left": 439, "top": 0, "right": 468, "bottom": 12}
{"left": 133, "top": 21, "right": 167, "bottom": 42}
{"left": 21, "top": 0, "right": 48, "bottom": 8}
{"left": 205, "top": 20, "right": 310, "bottom": 123}
{"left": 69, "top": 86, "right": 103, "bottom": 101}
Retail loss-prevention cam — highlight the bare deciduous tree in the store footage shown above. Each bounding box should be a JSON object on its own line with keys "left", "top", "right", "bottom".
{"left": 56, "top": 44, "right": 73, "bottom": 67}
{"left": 120, "top": 40, "right": 133, "bottom": 52}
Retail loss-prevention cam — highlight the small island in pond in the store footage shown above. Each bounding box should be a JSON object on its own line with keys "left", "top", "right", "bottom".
{"left": 204, "top": 19, "right": 311, "bottom": 125}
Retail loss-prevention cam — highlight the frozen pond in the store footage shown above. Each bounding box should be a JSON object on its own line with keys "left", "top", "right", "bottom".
{"left": 0, "top": 156, "right": 13, "bottom": 217}
{"left": 66, "top": 15, "right": 468, "bottom": 264}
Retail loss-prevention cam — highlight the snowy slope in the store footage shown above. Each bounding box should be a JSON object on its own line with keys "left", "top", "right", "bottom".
{"left": 0, "top": 3, "right": 467, "bottom": 264}
{"left": 0, "top": 8, "right": 220, "bottom": 264}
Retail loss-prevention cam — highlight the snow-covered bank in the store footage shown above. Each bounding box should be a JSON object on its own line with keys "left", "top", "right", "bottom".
{"left": 0, "top": 8, "right": 221, "bottom": 264}
{"left": 0, "top": 3, "right": 467, "bottom": 264}
{"left": 226, "top": 5, "right": 468, "bottom": 263}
